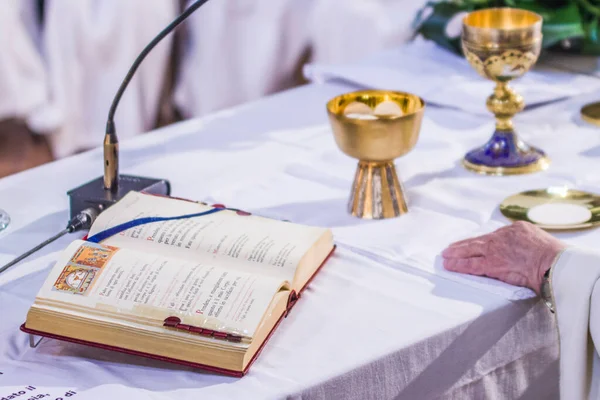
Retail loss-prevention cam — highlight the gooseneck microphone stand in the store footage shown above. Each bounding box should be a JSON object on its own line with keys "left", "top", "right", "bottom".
{"left": 103, "top": 0, "right": 211, "bottom": 192}
{"left": 0, "top": 0, "right": 212, "bottom": 274}
{"left": 70, "top": 0, "right": 213, "bottom": 218}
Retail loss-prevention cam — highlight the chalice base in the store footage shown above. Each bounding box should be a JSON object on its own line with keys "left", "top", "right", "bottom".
{"left": 463, "top": 129, "right": 549, "bottom": 176}
{"left": 348, "top": 161, "right": 408, "bottom": 219}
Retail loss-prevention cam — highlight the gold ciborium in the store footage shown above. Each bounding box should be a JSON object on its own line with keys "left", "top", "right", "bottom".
{"left": 327, "top": 90, "right": 425, "bottom": 219}
{"left": 462, "top": 8, "right": 549, "bottom": 175}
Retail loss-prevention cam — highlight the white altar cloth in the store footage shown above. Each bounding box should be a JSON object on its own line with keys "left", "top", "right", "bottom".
{"left": 305, "top": 38, "right": 600, "bottom": 116}
{"left": 3, "top": 44, "right": 600, "bottom": 399}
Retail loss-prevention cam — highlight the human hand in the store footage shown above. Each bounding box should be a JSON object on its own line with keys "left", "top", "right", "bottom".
{"left": 442, "top": 221, "right": 566, "bottom": 294}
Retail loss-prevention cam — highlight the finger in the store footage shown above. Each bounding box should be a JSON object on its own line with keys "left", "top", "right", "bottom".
{"left": 443, "top": 256, "right": 486, "bottom": 275}
{"left": 442, "top": 240, "right": 487, "bottom": 258}
{"left": 446, "top": 233, "right": 493, "bottom": 249}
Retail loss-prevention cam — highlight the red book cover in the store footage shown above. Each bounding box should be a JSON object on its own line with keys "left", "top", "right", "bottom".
{"left": 21, "top": 246, "right": 335, "bottom": 376}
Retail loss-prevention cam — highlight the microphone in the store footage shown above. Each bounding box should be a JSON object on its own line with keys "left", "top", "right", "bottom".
{"left": 67, "top": 0, "right": 211, "bottom": 220}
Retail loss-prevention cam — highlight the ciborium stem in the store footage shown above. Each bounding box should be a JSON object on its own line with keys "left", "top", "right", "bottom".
{"left": 348, "top": 161, "right": 407, "bottom": 219}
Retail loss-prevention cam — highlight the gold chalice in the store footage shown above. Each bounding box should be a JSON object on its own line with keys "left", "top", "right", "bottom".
{"left": 462, "top": 8, "right": 549, "bottom": 175}
{"left": 327, "top": 90, "right": 425, "bottom": 219}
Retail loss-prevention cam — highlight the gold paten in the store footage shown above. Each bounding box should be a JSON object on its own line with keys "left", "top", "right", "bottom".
{"left": 327, "top": 90, "right": 425, "bottom": 219}
{"left": 581, "top": 102, "right": 600, "bottom": 127}
{"left": 462, "top": 8, "right": 548, "bottom": 175}
{"left": 500, "top": 188, "right": 600, "bottom": 231}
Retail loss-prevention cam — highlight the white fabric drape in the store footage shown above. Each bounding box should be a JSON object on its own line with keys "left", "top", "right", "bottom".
{"left": 553, "top": 248, "right": 600, "bottom": 399}
{"left": 175, "top": 0, "right": 429, "bottom": 118}
{"left": 43, "top": 0, "right": 177, "bottom": 157}
{"left": 0, "top": 1, "right": 52, "bottom": 133}
{"left": 309, "top": 0, "right": 428, "bottom": 64}
{"left": 2, "top": 0, "right": 431, "bottom": 156}
{"left": 175, "top": 0, "right": 314, "bottom": 118}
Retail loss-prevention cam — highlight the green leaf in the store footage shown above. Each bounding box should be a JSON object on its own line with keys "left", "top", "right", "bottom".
{"left": 586, "top": 16, "right": 599, "bottom": 42}
{"left": 417, "top": 0, "right": 600, "bottom": 55}
{"left": 538, "top": 4, "right": 586, "bottom": 46}
{"left": 581, "top": 40, "right": 600, "bottom": 53}
{"left": 416, "top": 2, "right": 469, "bottom": 54}
{"left": 491, "top": 2, "right": 586, "bottom": 46}
{"left": 575, "top": 0, "right": 600, "bottom": 18}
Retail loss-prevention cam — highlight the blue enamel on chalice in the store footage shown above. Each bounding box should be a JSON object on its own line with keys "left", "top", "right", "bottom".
{"left": 461, "top": 8, "right": 549, "bottom": 175}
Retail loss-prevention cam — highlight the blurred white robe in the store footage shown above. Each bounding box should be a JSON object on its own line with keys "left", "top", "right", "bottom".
{"left": 0, "top": 1, "right": 52, "bottom": 133}
{"left": 43, "top": 0, "right": 177, "bottom": 157}
{"left": 553, "top": 248, "right": 600, "bottom": 399}
{"left": 309, "top": 0, "right": 429, "bottom": 64}
{"left": 175, "top": 0, "right": 314, "bottom": 118}
{"left": 175, "top": 0, "right": 428, "bottom": 118}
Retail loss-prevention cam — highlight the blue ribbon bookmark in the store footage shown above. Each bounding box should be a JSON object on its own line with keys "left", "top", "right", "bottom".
{"left": 87, "top": 208, "right": 228, "bottom": 243}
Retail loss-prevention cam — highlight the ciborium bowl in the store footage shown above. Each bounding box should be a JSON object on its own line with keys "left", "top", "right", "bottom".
{"left": 327, "top": 90, "right": 425, "bottom": 219}
{"left": 462, "top": 8, "right": 549, "bottom": 175}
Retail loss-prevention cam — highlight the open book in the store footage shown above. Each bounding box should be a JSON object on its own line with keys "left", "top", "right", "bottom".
{"left": 22, "top": 192, "right": 334, "bottom": 375}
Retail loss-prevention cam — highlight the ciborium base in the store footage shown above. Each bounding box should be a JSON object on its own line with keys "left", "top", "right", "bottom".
{"left": 348, "top": 161, "right": 407, "bottom": 219}
{"left": 463, "top": 129, "right": 550, "bottom": 176}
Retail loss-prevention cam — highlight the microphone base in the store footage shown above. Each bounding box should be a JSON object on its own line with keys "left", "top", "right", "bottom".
{"left": 67, "top": 175, "right": 171, "bottom": 219}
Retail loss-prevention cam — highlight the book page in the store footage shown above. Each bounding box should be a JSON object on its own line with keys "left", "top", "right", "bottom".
{"left": 37, "top": 240, "right": 287, "bottom": 338}
{"left": 88, "top": 192, "right": 328, "bottom": 283}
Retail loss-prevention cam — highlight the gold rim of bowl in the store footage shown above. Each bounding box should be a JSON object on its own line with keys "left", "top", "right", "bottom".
{"left": 462, "top": 8, "right": 543, "bottom": 48}
{"left": 326, "top": 90, "right": 425, "bottom": 121}
{"left": 463, "top": 8, "right": 542, "bottom": 31}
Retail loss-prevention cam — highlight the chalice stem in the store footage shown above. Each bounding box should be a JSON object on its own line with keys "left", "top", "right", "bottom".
{"left": 488, "top": 82, "right": 523, "bottom": 132}
{"left": 348, "top": 161, "right": 408, "bottom": 219}
{"left": 464, "top": 81, "right": 549, "bottom": 175}
{"left": 462, "top": 7, "right": 548, "bottom": 175}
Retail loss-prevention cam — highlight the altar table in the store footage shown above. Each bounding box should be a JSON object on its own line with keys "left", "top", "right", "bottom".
{"left": 2, "top": 47, "right": 600, "bottom": 399}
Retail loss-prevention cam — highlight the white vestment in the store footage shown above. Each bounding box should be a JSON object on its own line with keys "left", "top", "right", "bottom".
{"left": 309, "top": 0, "right": 429, "bottom": 64}
{"left": 0, "top": 1, "right": 51, "bottom": 133}
{"left": 43, "top": 0, "right": 177, "bottom": 157}
{"left": 175, "top": 0, "right": 430, "bottom": 118}
{"left": 553, "top": 248, "right": 600, "bottom": 399}
{"left": 175, "top": 0, "right": 314, "bottom": 118}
